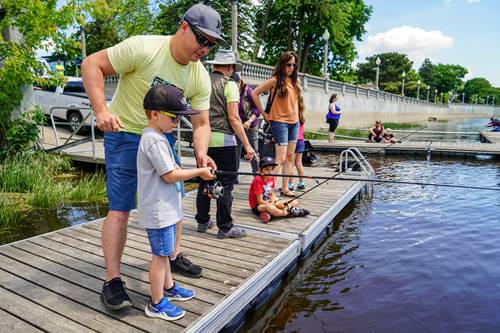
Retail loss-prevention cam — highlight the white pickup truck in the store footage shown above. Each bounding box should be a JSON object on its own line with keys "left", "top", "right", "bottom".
{"left": 33, "top": 79, "right": 94, "bottom": 133}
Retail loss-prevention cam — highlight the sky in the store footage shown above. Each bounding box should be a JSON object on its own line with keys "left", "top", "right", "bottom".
{"left": 355, "top": 0, "right": 500, "bottom": 86}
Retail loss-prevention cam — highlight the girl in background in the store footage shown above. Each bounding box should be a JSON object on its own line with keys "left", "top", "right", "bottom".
{"left": 289, "top": 95, "right": 306, "bottom": 191}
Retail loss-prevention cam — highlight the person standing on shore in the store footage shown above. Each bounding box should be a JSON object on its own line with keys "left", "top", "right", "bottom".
{"left": 326, "top": 94, "right": 342, "bottom": 143}
{"left": 81, "top": 4, "right": 228, "bottom": 310}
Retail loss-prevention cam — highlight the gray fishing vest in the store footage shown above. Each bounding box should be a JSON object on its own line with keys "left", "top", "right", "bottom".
{"left": 209, "top": 71, "right": 234, "bottom": 135}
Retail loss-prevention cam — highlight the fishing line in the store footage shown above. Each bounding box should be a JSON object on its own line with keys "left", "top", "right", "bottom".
{"left": 284, "top": 126, "right": 429, "bottom": 203}
{"left": 214, "top": 170, "right": 500, "bottom": 192}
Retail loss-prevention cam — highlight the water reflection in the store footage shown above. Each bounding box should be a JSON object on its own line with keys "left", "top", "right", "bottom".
{"left": 0, "top": 203, "right": 108, "bottom": 245}
{"left": 254, "top": 154, "right": 500, "bottom": 333}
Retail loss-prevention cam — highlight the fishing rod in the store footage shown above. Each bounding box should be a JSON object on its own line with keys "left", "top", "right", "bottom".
{"left": 214, "top": 170, "right": 500, "bottom": 192}
{"left": 283, "top": 125, "right": 430, "bottom": 203}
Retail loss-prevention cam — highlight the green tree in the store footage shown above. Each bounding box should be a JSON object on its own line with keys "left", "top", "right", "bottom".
{"left": 356, "top": 52, "right": 413, "bottom": 91}
{"left": 82, "top": 0, "right": 155, "bottom": 56}
{"left": 154, "top": 0, "right": 255, "bottom": 60}
{"left": 0, "top": 0, "right": 83, "bottom": 159}
{"left": 463, "top": 78, "right": 491, "bottom": 103}
{"left": 254, "top": 0, "right": 372, "bottom": 79}
{"left": 418, "top": 59, "right": 467, "bottom": 96}
{"left": 432, "top": 63, "right": 467, "bottom": 94}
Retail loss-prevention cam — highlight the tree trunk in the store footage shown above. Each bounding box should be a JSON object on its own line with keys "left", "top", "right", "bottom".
{"left": 252, "top": 0, "right": 273, "bottom": 60}
{"left": 300, "top": 35, "right": 313, "bottom": 73}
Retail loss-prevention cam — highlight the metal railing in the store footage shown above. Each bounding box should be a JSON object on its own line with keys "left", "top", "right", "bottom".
{"left": 105, "top": 59, "right": 448, "bottom": 108}
{"left": 47, "top": 106, "right": 194, "bottom": 160}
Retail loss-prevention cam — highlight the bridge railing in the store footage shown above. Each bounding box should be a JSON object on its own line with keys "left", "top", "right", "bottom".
{"left": 104, "top": 59, "right": 445, "bottom": 108}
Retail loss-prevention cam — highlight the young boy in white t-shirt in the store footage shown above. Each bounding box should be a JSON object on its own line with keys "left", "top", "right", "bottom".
{"left": 137, "top": 84, "right": 215, "bottom": 321}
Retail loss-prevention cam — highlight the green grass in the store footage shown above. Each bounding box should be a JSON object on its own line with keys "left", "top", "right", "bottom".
{"left": 305, "top": 128, "right": 367, "bottom": 140}
{"left": 0, "top": 152, "right": 73, "bottom": 193}
{"left": 68, "top": 171, "right": 107, "bottom": 202}
{"left": 383, "top": 122, "right": 421, "bottom": 129}
{"left": 0, "top": 197, "right": 18, "bottom": 228}
{"left": 1, "top": 152, "right": 107, "bottom": 229}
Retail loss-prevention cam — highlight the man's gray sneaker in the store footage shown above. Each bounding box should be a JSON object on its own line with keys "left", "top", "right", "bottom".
{"left": 217, "top": 226, "right": 247, "bottom": 239}
{"left": 197, "top": 219, "right": 215, "bottom": 233}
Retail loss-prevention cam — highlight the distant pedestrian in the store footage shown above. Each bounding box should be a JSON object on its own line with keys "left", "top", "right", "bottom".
{"left": 251, "top": 51, "right": 302, "bottom": 197}
{"left": 326, "top": 93, "right": 342, "bottom": 143}
{"left": 368, "top": 120, "right": 385, "bottom": 143}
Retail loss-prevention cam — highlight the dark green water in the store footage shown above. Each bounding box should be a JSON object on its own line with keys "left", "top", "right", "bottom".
{"left": 247, "top": 152, "right": 500, "bottom": 333}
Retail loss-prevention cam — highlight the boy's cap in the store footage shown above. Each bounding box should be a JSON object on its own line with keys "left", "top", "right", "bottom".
{"left": 143, "top": 84, "right": 200, "bottom": 116}
{"left": 183, "top": 4, "right": 230, "bottom": 48}
{"left": 259, "top": 156, "right": 277, "bottom": 169}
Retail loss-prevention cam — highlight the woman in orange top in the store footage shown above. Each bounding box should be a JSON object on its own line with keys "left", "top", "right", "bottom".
{"left": 252, "top": 51, "right": 301, "bottom": 196}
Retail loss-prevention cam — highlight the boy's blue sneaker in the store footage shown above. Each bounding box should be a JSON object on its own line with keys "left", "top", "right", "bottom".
{"left": 145, "top": 297, "right": 185, "bottom": 321}
{"left": 297, "top": 182, "right": 306, "bottom": 191}
{"left": 288, "top": 183, "right": 295, "bottom": 191}
{"left": 164, "top": 282, "right": 195, "bottom": 301}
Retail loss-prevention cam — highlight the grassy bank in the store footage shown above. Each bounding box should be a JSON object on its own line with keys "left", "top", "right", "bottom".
{"left": 0, "top": 152, "right": 107, "bottom": 227}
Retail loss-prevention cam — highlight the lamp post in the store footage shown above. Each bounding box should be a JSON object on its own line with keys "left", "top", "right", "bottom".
{"left": 322, "top": 29, "right": 330, "bottom": 79}
{"left": 401, "top": 70, "right": 406, "bottom": 96}
{"left": 375, "top": 57, "right": 381, "bottom": 90}
{"left": 493, "top": 96, "right": 496, "bottom": 105}
{"left": 416, "top": 79, "right": 421, "bottom": 100}
{"left": 231, "top": 1, "right": 239, "bottom": 59}
{"left": 426, "top": 86, "right": 430, "bottom": 102}
{"left": 486, "top": 96, "right": 489, "bottom": 105}
{"left": 434, "top": 89, "right": 438, "bottom": 103}
{"left": 440, "top": 92, "right": 443, "bottom": 103}
{"left": 462, "top": 93, "right": 465, "bottom": 103}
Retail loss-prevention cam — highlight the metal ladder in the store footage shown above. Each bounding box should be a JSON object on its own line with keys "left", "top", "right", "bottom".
{"left": 339, "top": 147, "right": 375, "bottom": 198}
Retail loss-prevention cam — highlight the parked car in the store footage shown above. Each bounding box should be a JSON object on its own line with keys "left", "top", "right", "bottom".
{"left": 33, "top": 79, "right": 93, "bottom": 133}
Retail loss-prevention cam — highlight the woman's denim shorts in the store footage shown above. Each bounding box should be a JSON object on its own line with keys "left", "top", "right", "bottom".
{"left": 270, "top": 121, "right": 299, "bottom": 145}
{"left": 295, "top": 139, "right": 305, "bottom": 153}
{"left": 146, "top": 224, "right": 176, "bottom": 256}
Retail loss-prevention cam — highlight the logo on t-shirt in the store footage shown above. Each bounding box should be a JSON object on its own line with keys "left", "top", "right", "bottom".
{"left": 151, "top": 76, "right": 191, "bottom": 109}
{"left": 262, "top": 182, "right": 273, "bottom": 202}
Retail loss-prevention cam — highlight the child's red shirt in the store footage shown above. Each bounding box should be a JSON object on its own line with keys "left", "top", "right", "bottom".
{"left": 248, "top": 175, "right": 275, "bottom": 209}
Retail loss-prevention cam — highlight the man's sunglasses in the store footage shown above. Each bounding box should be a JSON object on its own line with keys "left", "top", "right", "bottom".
{"left": 159, "top": 111, "right": 182, "bottom": 123}
{"left": 286, "top": 63, "right": 297, "bottom": 68}
{"left": 188, "top": 22, "right": 216, "bottom": 49}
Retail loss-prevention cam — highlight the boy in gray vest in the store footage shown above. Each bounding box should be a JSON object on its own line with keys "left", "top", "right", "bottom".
{"left": 195, "top": 49, "right": 257, "bottom": 238}
{"left": 138, "top": 84, "right": 215, "bottom": 320}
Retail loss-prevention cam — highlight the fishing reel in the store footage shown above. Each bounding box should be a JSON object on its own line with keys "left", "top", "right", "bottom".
{"left": 201, "top": 181, "right": 224, "bottom": 199}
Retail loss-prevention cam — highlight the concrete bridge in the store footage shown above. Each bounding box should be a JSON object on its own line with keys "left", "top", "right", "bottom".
{"left": 104, "top": 60, "right": 500, "bottom": 130}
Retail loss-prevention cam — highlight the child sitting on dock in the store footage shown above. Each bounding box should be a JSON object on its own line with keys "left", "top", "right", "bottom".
{"left": 137, "top": 84, "right": 215, "bottom": 321}
{"left": 382, "top": 128, "right": 396, "bottom": 143}
{"left": 249, "top": 156, "right": 310, "bottom": 223}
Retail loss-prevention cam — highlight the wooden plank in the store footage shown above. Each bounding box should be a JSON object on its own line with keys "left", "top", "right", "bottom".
{"left": 0, "top": 308, "right": 45, "bottom": 333}
{"left": 66, "top": 226, "right": 263, "bottom": 273}
{"left": 0, "top": 250, "right": 185, "bottom": 332}
{"left": 0, "top": 268, "right": 142, "bottom": 333}
{"left": 30, "top": 233, "right": 223, "bottom": 304}
{"left": 10, "top": 241, "right": 213, "bottom": 316}
{"left": 41, "top": 231, "right": 235, "bottom": 300}
{"left": 0, "top": 284, "right": 95, "bottom": 333}
{"left": 77, "top": 223, "right": 274, "bottom": 265}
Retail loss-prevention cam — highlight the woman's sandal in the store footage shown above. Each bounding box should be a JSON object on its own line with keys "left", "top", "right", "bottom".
{"left": 280, "top": 190, "right": 296, "bottom": 197}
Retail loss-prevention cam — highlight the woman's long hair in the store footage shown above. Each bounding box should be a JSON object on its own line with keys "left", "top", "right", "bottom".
{"left": 272, "top": 51, "right": 300, "bottom": 97}
{"left": 298, "top": 95, "right": 305, "bottom": 125}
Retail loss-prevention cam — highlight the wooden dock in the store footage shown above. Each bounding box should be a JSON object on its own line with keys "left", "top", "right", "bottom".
{"left": 311, "top": 137, "right": 500, "bottom": 157}
{"left": 0, "top": 158, "right": 364, "bottom": 332}
{"left": 480, "top": 130, "right": 500, "bottom": 144}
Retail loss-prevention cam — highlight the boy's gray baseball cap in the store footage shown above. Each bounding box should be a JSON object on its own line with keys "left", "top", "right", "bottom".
{"left": 143, "top": 84, "right": 199, "bottom": 116}
{"left": 183, "top": 4, "right": 230, "bottom": 48}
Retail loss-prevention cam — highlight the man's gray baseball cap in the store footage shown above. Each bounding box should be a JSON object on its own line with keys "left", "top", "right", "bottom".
{"left": 183, "top": 4, "right": 230, "bottom": 48}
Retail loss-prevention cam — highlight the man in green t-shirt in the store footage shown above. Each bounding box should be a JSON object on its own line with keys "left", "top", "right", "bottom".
{"left": 81, "top": 4, "right": 229, "bottom": 311}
